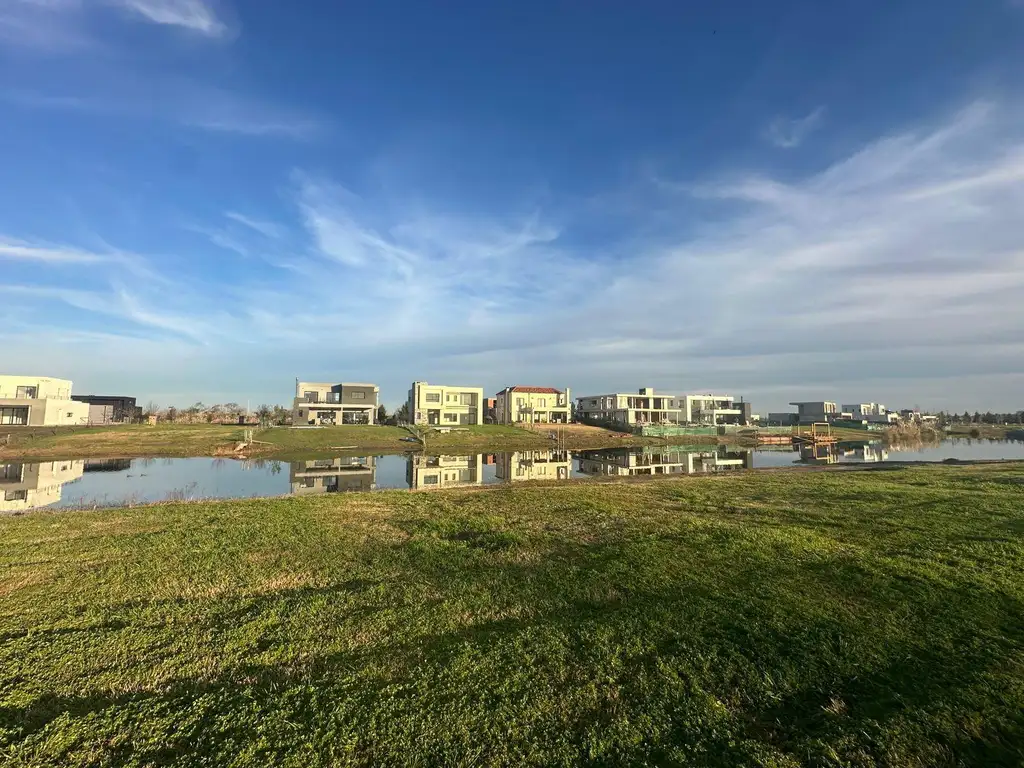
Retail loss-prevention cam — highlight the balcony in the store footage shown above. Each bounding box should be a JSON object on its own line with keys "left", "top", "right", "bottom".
{"left": 303, "top": 393, "right": 341, "bottom": 404}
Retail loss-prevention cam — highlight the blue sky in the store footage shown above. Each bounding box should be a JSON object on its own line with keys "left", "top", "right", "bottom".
{"left": 2, "top": 0, "right": 1023, "bottom": 412}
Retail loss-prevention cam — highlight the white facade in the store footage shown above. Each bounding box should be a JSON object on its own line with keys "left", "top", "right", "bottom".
{"left": 0, "top": 460, "right": 85, "bottom": 512}
{"left": 575, "top": 388, "right": 683, "bottom": 427}
{"left": 0, "top": 375, "right": 90, "bottom": 427}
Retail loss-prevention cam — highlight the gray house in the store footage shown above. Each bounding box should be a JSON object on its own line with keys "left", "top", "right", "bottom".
{"left": 292, "top": 381, "right": 379, "bottom": 425}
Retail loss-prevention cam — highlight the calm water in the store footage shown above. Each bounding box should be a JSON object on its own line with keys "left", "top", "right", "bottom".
{"left": 3, "top": 439, "right": 1022, "bottom": 513}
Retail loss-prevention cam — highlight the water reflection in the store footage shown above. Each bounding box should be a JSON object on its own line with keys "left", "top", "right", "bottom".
{"left": 406, "top": 454, "right": 484, "bottom": 489}
{"left": 4, "top": 438, "right": 1024, "bottom": 512}
{"left": 577, "top": 445, "right": 753, "bottom": 476}
{"left": 1, "top": 460, "right": 85, "bottom": 512}
{"left": 290, "top": 456, "right": 377, "bottom": 494}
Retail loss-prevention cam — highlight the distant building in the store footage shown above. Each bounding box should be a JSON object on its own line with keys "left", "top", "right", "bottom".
{"left": 406, "top": 454, "right": 483, "bottom": 489}
{"left": 766, "top": 412, "right": 799, "bottom": 426}
{"left": 71, "top": 395, "right": 143, "bottom": 425}
{"left": 680, "top": 394, "right": 752, "bottom": 426}
{"left": 483, "top": 398, "right": 497, "bottom": 424}
{"left": 494, "top": 386, "right": 571, "bottom": 424}
{"left": 292, "top": 381, "right": 379, "bottom": 426}
{"left": 407, "top": 382, "right": 483, "bottom": 426}
{"left": 789, "top": 401, "right": 839, "bottom": 424}
{"left": 0, "top": 375, "right": 90, "bottom": 427}
{"left": 0, "top": 460, "right": 84, "bottom": 512}
{"left": 842, "top": 403, "right": 898, "bottom": 425}
{"left": 575, "top": 388, "right": 683, "bottom": 427}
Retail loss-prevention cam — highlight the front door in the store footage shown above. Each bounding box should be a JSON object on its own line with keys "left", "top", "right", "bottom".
{"left": 428, "top": 410, "right": 440, "bottom": 425}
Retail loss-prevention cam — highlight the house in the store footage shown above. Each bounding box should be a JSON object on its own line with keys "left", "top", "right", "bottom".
{"left": 789, "top": 401, "right": 839, "bottom": 424}
{"left": 289, "top": 457, "right": 376, "bottom": 494}
{"left": 407, "top": 382, "right": 483, "bottom": 426}
{"left": 494, "top": 386, "right": 571, "bottom": 424}
{"left": 406, "top": 454, "right": 483, "bottom": 489}
{"left": 575, "top": 388, "right": 683, "bottom": 427}
{"left": 842, "top": 403, "right": 899, "bottom": 425}
{"left": 292, "top": 381, "right": 379, "bottom": 426}
{"left": 495, "top": 449, "right": 572, "bottom": 482}
{"left": 0, "top": 375, "right": 90, "bottom": 427}
{"left": 766, "top": 412, "right": 799, "bottom": 426}
{"left": 680, "top": 394, "right": 752, "bottom": 426}
{"left": 0, "top": 460, "right": 84, "bottom": 512}
{"left": 71, "top": 395, "right": 143, "bottom": 425}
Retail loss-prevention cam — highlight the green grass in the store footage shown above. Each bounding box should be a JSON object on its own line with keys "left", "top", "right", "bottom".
{"left": 2, "top": 465, "right": 1023, "bottom": 766}
{"left": 0, "top": 423, "right": 681, "bottom": 460}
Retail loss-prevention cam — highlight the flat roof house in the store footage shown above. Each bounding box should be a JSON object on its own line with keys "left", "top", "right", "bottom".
{"left": 71, "top": 395, "right": 143, "bottom": 425}
{"left": 681, "top": 394, "right": 752, "bottom": 426}
{"left": 495, "top": 449, "right": 572, "bottom": 482}
{"left": 406, "top": 454, "right": 483, "bottom": 489}
{"left": 408, "top": 382, "right": 483, "bottom": 426}
{"left": 789, "top": 401, "right": 839, "bottom": 424}
{"left": 293, "top": 381, "right": 379, "bottom": 426}
{"left": 575, "top": 387, "right": 683, "bottom": 427}
{"left": 494, "top": 386, "right": 571, "bottom": 424}
{"left": 0, "top": 375, "right": 90, "bottom": 427}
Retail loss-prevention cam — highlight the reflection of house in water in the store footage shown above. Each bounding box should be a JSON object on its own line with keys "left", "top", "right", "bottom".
{"left": 495, "top": 450, "right": 572, "bottom": 482}
{"left": 0, "top": 460, "right": 85, "bottom": 512}
{"left": 84, "top": 458, "right": 133, "bottom": 473}
{"left": 406, "top": 454, "right": 483, "bottom": 489}
{"left": 290, "top": 457, "right": 376, "bottom": 494}
{"left": 577, "top": 446, "right": 753, "bottom": 477}
{"left": 836, "top": 443, "right": 889, "bottom": 463}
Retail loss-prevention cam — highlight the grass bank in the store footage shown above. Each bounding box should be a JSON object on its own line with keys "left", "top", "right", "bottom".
{"left": 0, "top": 423, "right": 676, "bottom": 461}
{"left": 947, "top": 424, "right": 1024, "bottom": 440}
{"left": 2, "top": 465, "right": 1023, "bottom": 766}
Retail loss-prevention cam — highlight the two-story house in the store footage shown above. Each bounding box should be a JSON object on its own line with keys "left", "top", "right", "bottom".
{"left": 494, "top": 386, "right": 571, "bottom": 424}
{"left": 0, "top": 375, "right": 90, "bottom": 426}
{"left": 407, "top": 382, "right": 483, "bottom": 426}
{"left": 292, "top": 381, "right": 379, "bottom": 426}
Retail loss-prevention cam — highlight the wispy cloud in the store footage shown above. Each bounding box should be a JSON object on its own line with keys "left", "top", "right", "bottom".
{"left": 106, "top": 0, "right": 227, "bottom": 37}
{"left": 224, "top": 212, "right": 283, "bottom": 239}
{"left": 765, "top": 106, "right": 826, "bottom": 148}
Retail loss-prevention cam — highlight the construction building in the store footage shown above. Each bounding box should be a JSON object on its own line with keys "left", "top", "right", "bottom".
{"left": 71, "top": 395, "right": 143, "bottom": 424}
{"left": 0, "top": 375, "right": 90, "bottom": 427}
{"left": 680, "top": 394, "right": 752, "bottom": 426}
{"left": 575, "top": 387, "right": 683, "bottom": 427}
{"left": 494, "top": 386, "right": 571, "bottom": 424}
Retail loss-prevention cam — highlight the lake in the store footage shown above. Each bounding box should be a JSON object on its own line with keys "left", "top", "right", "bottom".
{"left": 3, "top": 438, "right": 1022, "bottom": 513}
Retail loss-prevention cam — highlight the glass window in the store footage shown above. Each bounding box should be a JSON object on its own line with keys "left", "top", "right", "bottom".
{"left": 1, "top": 464, "right": 24, "bottom": 481}
{"left": 460, "top": 393, "right": 475, "bottom": 405}
{"left": 444, "top": 413, "right": 458, "bottom": 422}
{"left": 425, "top": 392, "right": 440, "bottom": 402}
{"left": 424, "top": 475, "right": 439, "bottom": 485}
{"left": 1, "top": 407, "right": 29, "bottom": 426}
{"left": 4, "top": 490, "right": 28, "bottom": 502}
{"left": 15, "top": 386, "right": 37, "bottom": 399}
{"left": 350, "top": 392, "right": 365, "bottom": 400}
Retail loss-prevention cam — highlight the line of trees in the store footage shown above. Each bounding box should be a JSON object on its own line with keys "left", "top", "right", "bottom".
{"left": 144, "top": 402, "right": 292, "bottom": 425}
{"left": 931, "top": 411, "right": 1024, "bottom": 426}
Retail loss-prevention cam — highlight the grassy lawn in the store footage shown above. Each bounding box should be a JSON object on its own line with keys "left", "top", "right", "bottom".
{"left": 0, "top": 423, "right": 678, "bottom": 460}
{"left": 946, "top": 425, "right": 1023, "bottom": 439}
{"left": 2, "top": 465, "right": 1023, "bottom": 766}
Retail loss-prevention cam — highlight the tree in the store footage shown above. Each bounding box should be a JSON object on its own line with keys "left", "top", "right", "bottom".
{"left": 394, "top": 403, "right": 410, "bottom": 424}
{"left": 377, "top": 404, "right": 388, "bottom": 424}
{"left": 167, "top": 407, "right": 178, "bottom": 423}
{"left": 256, "top": 404, "right": 273, "bottom": 422}
{"left": 144, "top": 401, "right": 159, "bottom": 417}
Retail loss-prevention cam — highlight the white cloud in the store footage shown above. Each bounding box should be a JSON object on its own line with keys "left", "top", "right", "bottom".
{"left": 766, "top": 106, "right": 826, "bottom": 148}
{"left": 0, "top": 238, "right": 107, "bottom": 263}
{"left": 224, "top": 211, "right": 283, "bottom": 239}
{"left": 105, "top": 0, "right": 226, "bottom": 37}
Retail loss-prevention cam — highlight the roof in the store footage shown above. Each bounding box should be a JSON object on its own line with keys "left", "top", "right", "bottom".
{"left": 501, "top": 386, "right": 561, "bottom": 395}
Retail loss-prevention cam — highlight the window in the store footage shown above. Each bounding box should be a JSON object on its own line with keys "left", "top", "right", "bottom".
{"left": 4, "top": 490, "right": 27, "bottom": 502}
{"left": 303, "top": 391, "right": 318, "bottom": 403}
{"left": 1, "top": 464, "right": 23, "bottom": 481}
{"left": 1, "top": 407, "right": 29, "bottom": 426}
{"left": 350, "top": 392, "right": 365, "bottom": 400}
{"left": 538, "top": 398, "right": 546, "bottom": 407}
{"left": 460, "top": 393, "right": 475, "bottom": 405}
{"left": 444, "top": 413, "right": 458, "bottom": 423}
{"left": 517, "top": 398, "right": 524, "bottom": 406}
{"left": 15, "top": 386, "right": 37, "bottom": 399}
{"left": 424, "top": 475, "right": 439, "bottom": 485}
{"left": 425, "top": 392, "right": 440, "bottom": 403}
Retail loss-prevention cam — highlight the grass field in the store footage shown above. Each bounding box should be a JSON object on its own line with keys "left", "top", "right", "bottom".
{"left": 2, "top": 465, "right": 1022, "bottom": 766}
{"left": 0, "top": 422, "right": 695, "bottom": 461}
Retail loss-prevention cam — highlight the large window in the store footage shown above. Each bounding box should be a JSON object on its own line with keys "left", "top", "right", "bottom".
{"left": 460, "top": 393, "right": 476, "bottom": 405}
{"left": 4, "top": 490, "right": 27, "bottom": 502}
{"left": 15, "top": 386, "right": 37, "bottom": 398}
{"left": 349, "top": 392, "right": 365, "bottom": 400}
{"left": 425, "top": 392, "right": 441, "bottom": 403}
{"left": 444, "top": 413, "right": 458, "bottom": 423}
{"left": 0, "top": 407, "right": 28, "bottom": 426}
{"left": 303, "top": 391, "right": 318, "bottom": 403}
{"left": 1, "top": 464, "right": 24, "bottom": 481}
